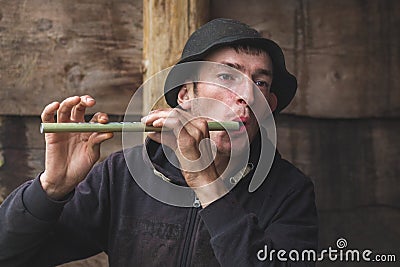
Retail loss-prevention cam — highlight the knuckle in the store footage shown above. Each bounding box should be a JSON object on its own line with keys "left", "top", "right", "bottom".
{"left": 193, "top": 120, "right": 209, "bottom": 134}
{"left": 75, "top": 102, "right": 86, "bottom": 110}
{"left": 193, "top": 128, "right": 203, "bottom": 139}
{"left": 99, "top": 112, "right": 108, "bottom": 118}
{"left": 198, "top": 119, "right": 208, "bottom": 129}
{"left": 181, "top": 136, "right": 197, "bottom": 147}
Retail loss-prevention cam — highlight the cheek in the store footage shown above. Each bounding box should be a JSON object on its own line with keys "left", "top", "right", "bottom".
{"left": 197, "top": 85, "right": 236, "bottom": 102}
{"left": 193, "top": 98, "right": 237, "bottom": 121}
{"left": 251, "top": 93, "right": 272, "bottom": 118}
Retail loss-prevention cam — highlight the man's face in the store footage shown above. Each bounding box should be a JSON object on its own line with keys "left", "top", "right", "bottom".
{"left": 179, "top": 46, "right": 276, "bottom": 156}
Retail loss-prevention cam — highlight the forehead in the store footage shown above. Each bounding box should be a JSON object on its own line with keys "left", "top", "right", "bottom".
{"left": 203, "top": 46, "right": 273, "bottom": 74}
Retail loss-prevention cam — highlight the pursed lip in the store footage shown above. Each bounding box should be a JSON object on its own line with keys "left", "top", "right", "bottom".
{"left": 231, "top": 116, "right": 249, "bottom": 133}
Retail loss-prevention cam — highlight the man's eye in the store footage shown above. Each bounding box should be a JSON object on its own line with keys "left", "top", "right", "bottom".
{"left": 217, "top": 73, "right": 234, "bottom": 81}
{"left": 255, "top": 81, "right": 269, "bottom": 88}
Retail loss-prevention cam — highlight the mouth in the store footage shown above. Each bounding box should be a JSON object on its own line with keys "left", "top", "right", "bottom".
{"left": 232, "top": 117, "right": 249, "bottom": 133}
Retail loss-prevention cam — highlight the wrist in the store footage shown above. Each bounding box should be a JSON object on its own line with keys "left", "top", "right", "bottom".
{"left": 40, "top": 172, "right": 73, "bottom": 200}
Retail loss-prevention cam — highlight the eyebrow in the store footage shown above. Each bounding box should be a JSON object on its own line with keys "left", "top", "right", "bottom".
{"left": 220, "top": 61, "right": 273, "bottom": 77}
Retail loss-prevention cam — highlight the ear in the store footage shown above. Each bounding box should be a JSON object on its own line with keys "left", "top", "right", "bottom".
{"left": 177, "top": 83, "right": 193, "bottom": 105}
{"left": 267, "top": 92, "right": 278, "bottom": 112}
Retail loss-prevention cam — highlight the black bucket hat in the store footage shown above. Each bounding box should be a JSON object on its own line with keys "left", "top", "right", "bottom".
{"left": 164, "top": 18, "right": 297, "bottom": 113}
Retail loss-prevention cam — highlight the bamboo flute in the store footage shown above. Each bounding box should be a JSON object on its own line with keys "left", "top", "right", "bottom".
{"left": 40, "top": 121, "right": 241, "bottom": 133}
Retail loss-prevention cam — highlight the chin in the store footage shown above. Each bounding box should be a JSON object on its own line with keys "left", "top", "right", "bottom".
{"left": 216, "top": 138, "right": 248, "bottom": 157}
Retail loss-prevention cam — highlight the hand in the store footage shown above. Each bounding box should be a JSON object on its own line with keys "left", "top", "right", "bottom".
{"left": 40, "top": 95, "right": 113, "bottom": 200}
{"left": 142, "top": 106, "right": 228, "bottom": 207}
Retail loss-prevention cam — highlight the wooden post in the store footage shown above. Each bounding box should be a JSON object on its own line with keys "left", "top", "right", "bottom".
{"left": 142, "top": 0, "right": 209, "bottom": 113}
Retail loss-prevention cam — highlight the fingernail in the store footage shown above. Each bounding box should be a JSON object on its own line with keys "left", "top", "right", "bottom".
{"left": 86, "top": 97, "right": 95, "bottom": 103}
{"left": 141, "top": 116, "right": 147, "bottom": 123}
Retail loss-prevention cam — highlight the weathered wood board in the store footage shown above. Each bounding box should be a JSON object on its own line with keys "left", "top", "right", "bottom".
{"left": 276, "top": 114, "right": 400, "bottom": 264}
{"left": 211, "top": 0, "right": 400, "bottom": 118}
{"left": 0, "top": 0, "right": 143, "bottom": 116}
{"left": 276, "top": 115, "right": 400, "bottom": 210}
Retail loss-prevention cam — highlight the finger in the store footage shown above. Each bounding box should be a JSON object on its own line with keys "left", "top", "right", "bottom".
{"left": 57, "top": 96, "right": 81, "bottom": 122}
{"left": 144, "top": 108, "right": 205, "bottom": 139}
{"left": 90, "top": 112, "right": 109, "bottom": 124}
{"left": 184, "top": 119, "right": 210, "bottom": 139}
{"left": 141, "top": 108, "right": 174, "bottom": 125}
{"left": 141, "top": 107, "right": 194, "bottom": 127}
{"left": 151, "top": 116, "right": 183, "bottom": 129}
{"left": 71, "top": 95, "right": 96, "bottom": 122}
{"left": 89, "top": 132, "right": 114, "bottom": 145}
{"left": 41, "top": 102, "right": 60, "bottom": 123}
{"left": 152, "top": 109, "right": 198, "bottom": 141}
{"left": 87, "top": 132, "right": 114, "bottom": 161}
{"left": 171, "top": 109, "right": 209, "bottom": 140}
{"left": 176, "top": 119, "right": 210, "bottom": 153}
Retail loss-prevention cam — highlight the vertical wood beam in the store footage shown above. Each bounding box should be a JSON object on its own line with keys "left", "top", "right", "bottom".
{"left": 142, "top": 0, "right": 209, "bottom": 113}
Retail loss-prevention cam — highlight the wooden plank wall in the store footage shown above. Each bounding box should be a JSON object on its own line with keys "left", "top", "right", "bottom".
{"left": 0, "top": 0, "right": 399, "bottom": 266}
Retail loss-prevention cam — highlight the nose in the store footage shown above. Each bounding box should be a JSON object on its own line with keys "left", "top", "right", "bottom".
{"left": 236, "top": 79, "right": 254, "bottom": 106}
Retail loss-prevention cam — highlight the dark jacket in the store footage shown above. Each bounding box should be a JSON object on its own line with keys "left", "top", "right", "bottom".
{"left": 0, "top": 136, "right": 318, "bottom": 266}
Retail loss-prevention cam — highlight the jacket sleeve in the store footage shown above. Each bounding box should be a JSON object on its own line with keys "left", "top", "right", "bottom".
{"left": 0, "top": 161, "right": 111, "bottom": 267}
{"left": 199, "top": 172, "right": 318, "bottom": 267}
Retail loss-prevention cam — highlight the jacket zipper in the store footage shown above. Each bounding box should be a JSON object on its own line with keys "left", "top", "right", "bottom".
{"left": 152, "top": 168, "right": 201, "bottom": 266}
{"left": 180, "top": 196, "right": 200, "bottom": 267}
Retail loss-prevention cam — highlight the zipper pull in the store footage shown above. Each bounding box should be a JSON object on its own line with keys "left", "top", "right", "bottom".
{"left": 193, "top": 196, "right": 201, "bottom": 208}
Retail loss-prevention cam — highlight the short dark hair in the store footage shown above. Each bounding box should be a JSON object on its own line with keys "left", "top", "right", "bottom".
{"left": 204, "top": 42, "right": 270, "bottom": 58}
{"left": 229, "top": 43, "right": 269, "bottom": 56}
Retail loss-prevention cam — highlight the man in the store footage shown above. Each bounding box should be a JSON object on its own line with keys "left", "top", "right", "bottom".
{"left": 0, "top": 18, "right": 317, "bottom": 266}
